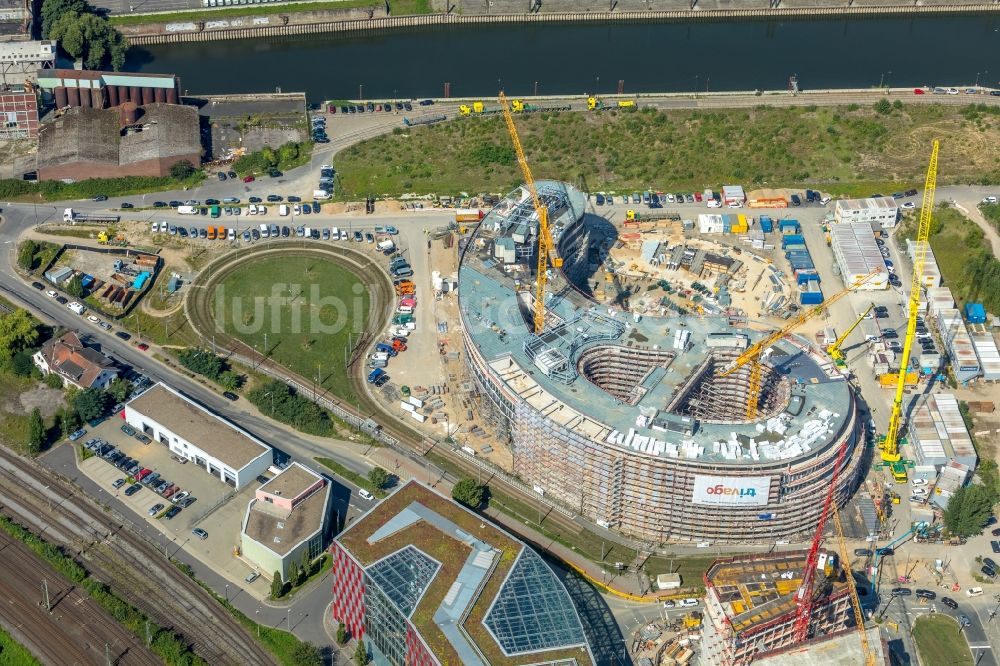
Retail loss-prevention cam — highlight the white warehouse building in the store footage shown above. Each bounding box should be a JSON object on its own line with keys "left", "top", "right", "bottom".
{"left": 124, "top": 383, "right": 272, "bottom": 489}
{"left": 834, "top": 197, "right": 900, "bottom": 228}
{"left": 830, "top": 222, "right": 889, "bottom": 290}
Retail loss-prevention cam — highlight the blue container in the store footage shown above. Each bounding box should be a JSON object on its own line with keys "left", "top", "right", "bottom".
{"left": 800, "top": 280, "right": 824, "bottom": 305}
{"left": 796, "top": 271, "right": 820, "bottom": 285}
{"left": 965, "top": 303, "right": 987, "bottom": 324}
{"left": 779, "top": 219, "right": 801, "bottom": 233}
{"left": 782, "top": 234, "right": 805, "bottom": 248}
{"left": 759, "top": 216, "right": 774, "bottom": 233}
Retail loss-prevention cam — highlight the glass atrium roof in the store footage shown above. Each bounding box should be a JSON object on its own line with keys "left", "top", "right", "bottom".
{"left": 366, "top": 545, "right": 440, "bottom": 617}
{"left": 484, "top": 548, "right": 587, "bottom": 655}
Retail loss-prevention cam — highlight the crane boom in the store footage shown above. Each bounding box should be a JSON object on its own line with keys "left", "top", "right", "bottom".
{"left": 881, "top": 141, "right": 939, "bottom": 464}
{"left": 828, "top": 303, "right": 875, "bottom": 364}
{"left": 832, "top": 503, "right": 877, "bottom": 666}
{"left": 498, "top": 91, "right": 562, "bottom": 334}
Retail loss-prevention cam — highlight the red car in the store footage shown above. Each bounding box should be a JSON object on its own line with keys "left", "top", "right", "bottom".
{"left": 242, "top": 175, "right": 255, "bottom": 183}
{"left": 913, "top": 88, "right": 925, "bottom": 95}
{"left": 135, "top": 468, "right": 151, "bottom": 481}
{"left": 136, "top": 343, "right": 149, "bottom": 351}
{"left": 693, "top": 192, "right": 703, "bottom": 202}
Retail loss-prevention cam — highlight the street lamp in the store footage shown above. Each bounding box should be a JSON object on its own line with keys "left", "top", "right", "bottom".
{"left": 255, "top": 609, "right": 261, "bottom": 639}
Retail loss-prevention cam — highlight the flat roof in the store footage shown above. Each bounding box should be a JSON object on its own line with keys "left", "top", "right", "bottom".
{"left": 243, "top": 480, "right": 328, "bottom": 556}
{"left": 258, "top": 462, "right": 320, "bottom": 500}
{"left": 337, "top": 481, "right": 594, "bottom": 665}
{"left": 706, "top": 550, "right": 847, "bottom": 633}
{"left": 756, "top": 627, "right": 888, "bottom": 665}
{"left": 127, "top": 383, "right": 270, "bottom": 470}
{"left": 459, "top": 182, "right": 853, "bottom": 467}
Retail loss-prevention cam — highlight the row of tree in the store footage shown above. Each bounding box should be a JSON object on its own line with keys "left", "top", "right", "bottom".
{"left": 177, "top": 348, "right": 243, "bottom": 392}
{"left": 247, "top": 379, "right": 334, "bottom": 437}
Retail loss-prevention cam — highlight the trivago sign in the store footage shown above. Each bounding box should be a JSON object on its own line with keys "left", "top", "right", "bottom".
{"left": 691, "top": 475, "right": 771, "bottom": 507}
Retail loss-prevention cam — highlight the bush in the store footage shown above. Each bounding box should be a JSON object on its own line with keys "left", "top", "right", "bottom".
{"left": 10, "top": 350, "right": 36, "bottom": 377}
{"left": 452, "top": 478, "right": 485, "bottom": 509}
{"left": 73, "top": 387, "right": 111, "bottom": 422}
{"left": 368, "top": 466, "right": 389, "bottom": 490}
{"left": 43, "top": 372, "right": 65, "bottom": 389}
{"left": 178, "top": 347, "right": 225, "bottom": 379}
{"left": 169, "top": 160, "right": 196, "bottom": 179}
{"left": 0, "top": 172, "right": 204, "bottom": 202}
{"left": 873, "top": 98, "right": 892, "bottom": 115}
{"left": 248, "top": 380, "right": 333, "bottom": 437}
{"left": 232, "top": 141, "right": 313, "bottom": 177}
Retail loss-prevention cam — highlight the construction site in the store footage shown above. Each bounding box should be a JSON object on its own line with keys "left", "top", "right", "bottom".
{"left": 456, "top": 178, "right": 866, "bottom": 544}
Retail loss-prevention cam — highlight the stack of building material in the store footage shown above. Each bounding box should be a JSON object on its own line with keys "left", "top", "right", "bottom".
{"left": 908, "top": 393, "right": 977, "bottom": 470}
{"left": 906, "top": 239, "right": 942, "bottom": 288}
{"left": 698, "top": 214, "right": 724, "bottom": 234}
{"left": 937, "top": 308, "right": 980, "bottom": 383}
{"left": 830, "top": 222, "right": 888, "bottom": 290}
{"left": 926, "top": 286, "right": 955, "bottom": 317}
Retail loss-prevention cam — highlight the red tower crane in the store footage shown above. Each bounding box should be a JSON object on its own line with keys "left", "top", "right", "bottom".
{"left": 791, "top": 438, "right": 851, "bottom": 642}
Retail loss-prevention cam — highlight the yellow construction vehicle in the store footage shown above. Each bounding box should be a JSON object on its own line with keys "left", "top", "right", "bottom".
{"left": 718, "top": 267, "right": 882, "bottom": 420}
{"left": 587, "top": 96, "right": 605, "bottom": 111}
{"left": 459, "top": 104, "right": 471, "bottom": 116}
{"left": 878, "top": 372, "right": 919, "bottom": 388}
{"left": 473, "top": 101, "right": 484, "bottom": 113}
{"left": 682, "top": 612, "right": 702, "bottom": 629}
{"left": 827, "top": 303, "right": 874, "bottom": 366}
{"left": 499, "top": 91, "right": 562, "bottom": 334}
{"left": 879, "top": 141, "right": 939, "bottom": 479}
{"left": 510, "top": 98, "right": 525, "bottom": 112}
{"left": 617, "top": 100, "right": 636, "bottom": 109}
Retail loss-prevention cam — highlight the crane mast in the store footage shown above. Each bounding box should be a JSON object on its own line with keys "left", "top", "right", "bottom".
{"left": 880, "top": 140, "right": 939, "bottom": 464}
{"left": 499, "top": 91, "right": 562, "bottom": 334}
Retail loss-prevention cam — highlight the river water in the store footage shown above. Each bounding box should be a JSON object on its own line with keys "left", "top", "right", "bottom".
{"left": 126, "top": 15, "right": 1000, "bottom": 100}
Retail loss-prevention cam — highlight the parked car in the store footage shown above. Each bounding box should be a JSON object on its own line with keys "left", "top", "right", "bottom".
{"left": 915, "top": 589, "right": 936, "bottom": 600}
{"left": 245, "top": 571, "right": 260, "bottom": 583}
{"left": 358, "top": 489, "right": 375, "bottom": 501}
{"left": 148, "top": 503, "right": 165, "bottom": 516}
{"left": 164, "top": 506, "right": 181, "bottom": 519}
{"left": 124, "top": 484, "right": 142, "bottom": 497}
{"left": 942, "top": 597, "right": 959, "bottom": 609}
{"left": 192, "top": 528, "right": 208, "bottom": 540}
{"left": 112, "top": 478, "right": 126, "bottom": 489}
{"left": 890, "top": 587, "right": 912, "bottom": 596}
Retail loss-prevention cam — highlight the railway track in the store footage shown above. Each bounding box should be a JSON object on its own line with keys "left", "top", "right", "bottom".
{"left": 0, "top": 530, "right": 160, "bottom": 666}
{"left": 0, "top": 447, "right": 277, "bottom": 666}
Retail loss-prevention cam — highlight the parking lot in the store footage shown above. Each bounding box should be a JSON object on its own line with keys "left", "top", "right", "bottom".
{"left": 79, "top": 419, "right": 274, "bottom": 599}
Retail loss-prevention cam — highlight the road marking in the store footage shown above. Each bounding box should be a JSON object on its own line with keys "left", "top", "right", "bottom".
{"left": 970, "top": 645, "right": 993, "bottom": 650}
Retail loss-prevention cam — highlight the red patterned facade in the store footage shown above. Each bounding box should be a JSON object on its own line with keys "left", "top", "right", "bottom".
{"left": 405, "top": 624, "right": 437, "bottom": 666}
{"left": 330, "top": 542, "right": 366, "bottom": 640}
{"left": 0, "top": 90, "right": 39, "bottom": 139}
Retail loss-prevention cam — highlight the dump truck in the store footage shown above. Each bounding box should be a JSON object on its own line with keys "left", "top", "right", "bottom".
{"left": 586, "top": 97, "right": 605, "bottom": 111}
{"left": 63, "top": 208, "right": 120, "bottom": 224}
{"left": 879, "top": 372, "right": 919, "bottom": 388}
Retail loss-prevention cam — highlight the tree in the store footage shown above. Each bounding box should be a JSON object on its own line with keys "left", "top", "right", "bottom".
{"left": 270, "top": 570, "right": 284, "bottom": 599}
{"left": 106, "top": 377, "right": 133, "bottom": 404}
{"left": 169, "top": 160, "right": 196, "bottom": 180}
{"left": 10, "top": 350, "right": 36, "bottom": 377}
{"left": 300, "top": 550, "right": 312, "bottom": 581}
{"left": 178, "top": 348, "right": 225, "bottom": 379}
{"left": 277, "top": 142, "right": 300, "bottom": 166}
{"left": 43, "top": 372, "right": 65, "bottom": 389}
{"left": 452, "top": 478, "right": 485, "bottom": 509}
{"left": 73, "top": 387, "right": 111, "bottom": 422}
{"left": 353, "top": 640, "right": 368, "bottom": 666}
{"left": 48, "top": 11, "right": 128, "bottom": 71}
{"left": 218, "top": 370, "right": 242, "bottom": 392}
{"left": 53, "top": 406, "right": 81, "bottom": 439}
{"left": 288, "top": 641, "right": 322, "bottom": 666}
{"left": 64, "top": 274, "right": 85, "bottom": 298}
{"left": 367, "top": 466, "right": 389, "bottom": 491}
{"left": 873, "top": 98, "right": 892, "bottom": 115}
{"left": 943, "top": 484, "right": 997, "bottom": 537}
{"left": 17, "top": 240, "right": 37, "bottom": 270}
{"left": 0, "top": 309, "right": 39, "bottom": 362}
{"left": 335, "top": 621, "right": 347, "bottom": 646}
{"left": 40, "top": 0, "right": 88, "bottom": 37}
{"left": 288, "top": 562, "right": 300, "bottom": 589}
{"left": 27, "top": 408, "right": 44, "bottom": 455}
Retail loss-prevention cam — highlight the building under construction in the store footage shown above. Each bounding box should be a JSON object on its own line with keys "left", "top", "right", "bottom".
{"left": 458, "top": 182, "right": 863, "bottom": 544}
{"left": 699, "top": 551, "right": 854, "bottom": 666}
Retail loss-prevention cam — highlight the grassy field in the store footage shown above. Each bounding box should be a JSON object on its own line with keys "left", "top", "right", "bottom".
{"left": 211, "top": 255, "right": 368, "bottom": 401}
{"left": 109, "top": 0, "right": 430, "bottom": 26}
{"left": 913, "top": 614, "right": 973, "bottom": 666}
{"left": 898, "top": 204, "right": 1000, "bottom": 313}
{"left": 0, "top": 619, "right": 41, "bottom": 666}
{"left": 335, "top": 102, "right": 1000, "bottom": 198}
{"left": 0, "top": 370, "right": 39, "bottom": 453}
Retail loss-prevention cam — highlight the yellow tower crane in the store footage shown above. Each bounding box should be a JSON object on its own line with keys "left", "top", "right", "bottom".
{"left": 827, "top": 303, "right": 875, "bottom": 366}
{"left": 718, "top": 268, "right": 882, "bottom": 420}
{"left": 499, "top": 91, "right": 563, "bottom": 334}
{"left": 879, "top": 140, "right": 939, "bottom": 474}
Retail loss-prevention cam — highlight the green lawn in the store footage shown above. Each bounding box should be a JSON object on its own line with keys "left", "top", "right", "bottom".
{"left": 211, "top": 255, "right": 369, "bottom": 402}
{"left": 898, "top": 204, "right": 1000, "bottom": 313}
{"left": 913, "top": 614, "right": 973, "bottom": 666}
{"left": 0, "top": 623, "right": 41, "bottom": 666}
{"left": 109, "top": 0, "right": 431, "bottom": 26}
{"left": 335, "top": 102, "right": 1000, "bottom": 198}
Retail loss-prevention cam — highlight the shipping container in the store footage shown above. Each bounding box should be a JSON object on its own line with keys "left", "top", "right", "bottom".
{"left": 966, "top": 303, "right": 987, "bottom": 324}
{"left": 800, "top": 280, "right": 823, "bottom": 305}
{"left": 782, "top": 234, "right": 805, "bottom": 249}
{"left": 758, "top": 216, "right": 774, "bottom": 233}
{"left": 779, "top": 219, "right": 801, "bottom": 233}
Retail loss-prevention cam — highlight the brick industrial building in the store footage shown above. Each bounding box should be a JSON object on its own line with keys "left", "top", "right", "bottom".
{"left": 0, "top": 83, "right": 38, "bottom": 138}
{"left": 36, "top": 69, "right": 181, "bottom": 110}
{"left": 37, "top": 103, "right": 201, "bottom": 180}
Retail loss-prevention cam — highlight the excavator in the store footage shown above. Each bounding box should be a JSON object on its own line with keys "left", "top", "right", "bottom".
{"left": 827, "top": 303, "right": 874, "bottom": 366}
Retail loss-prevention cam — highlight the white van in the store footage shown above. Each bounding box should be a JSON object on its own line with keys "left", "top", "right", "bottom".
{"left": 370, "top": 352, "right": 389, "bottom": 362}
{"left": 177, "top": 205, "right": 198, "bottom": 215}
{"left": 331, "top": 226, "right": 339, "bottom": 239}
{"left": 967, "top": 587, "right": 984, "bottom": 597}
{"left": 151, "top": 221, "right": 159, "bottom": 233}
{"left": 227, "top": 228, "right": 236, "bottom": 241}
{"left": 247, "top": 205, "right": 257, "bottom": 216}
{"left": 259, "top": 224, "right": 270, "bottom": 238}
{"left": 313, "top": 190, "right": 331, "bottom": 200}
{"left": 279, "top": 204, "right": 289, "bottom": 217}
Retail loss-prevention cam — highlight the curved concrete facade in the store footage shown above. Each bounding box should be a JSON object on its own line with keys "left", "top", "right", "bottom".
{"left": 458, "top": 182, "right": 863, "bottom": 544}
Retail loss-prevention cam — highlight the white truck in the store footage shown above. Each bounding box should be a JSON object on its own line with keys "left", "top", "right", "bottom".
{"left": 377, "top": 239, "right": 396, "bottom": 253}
{"left": 66, "top": 301, "right": 86, "bottom": 315}
{"left": 279, "top": 204, "right": 289, "bottom": 217}
{"left": 177, "top": 205, "right": 198, "bottom": 215}
{"left": 62, "top": 208, "right": 120, "bottom": 224}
